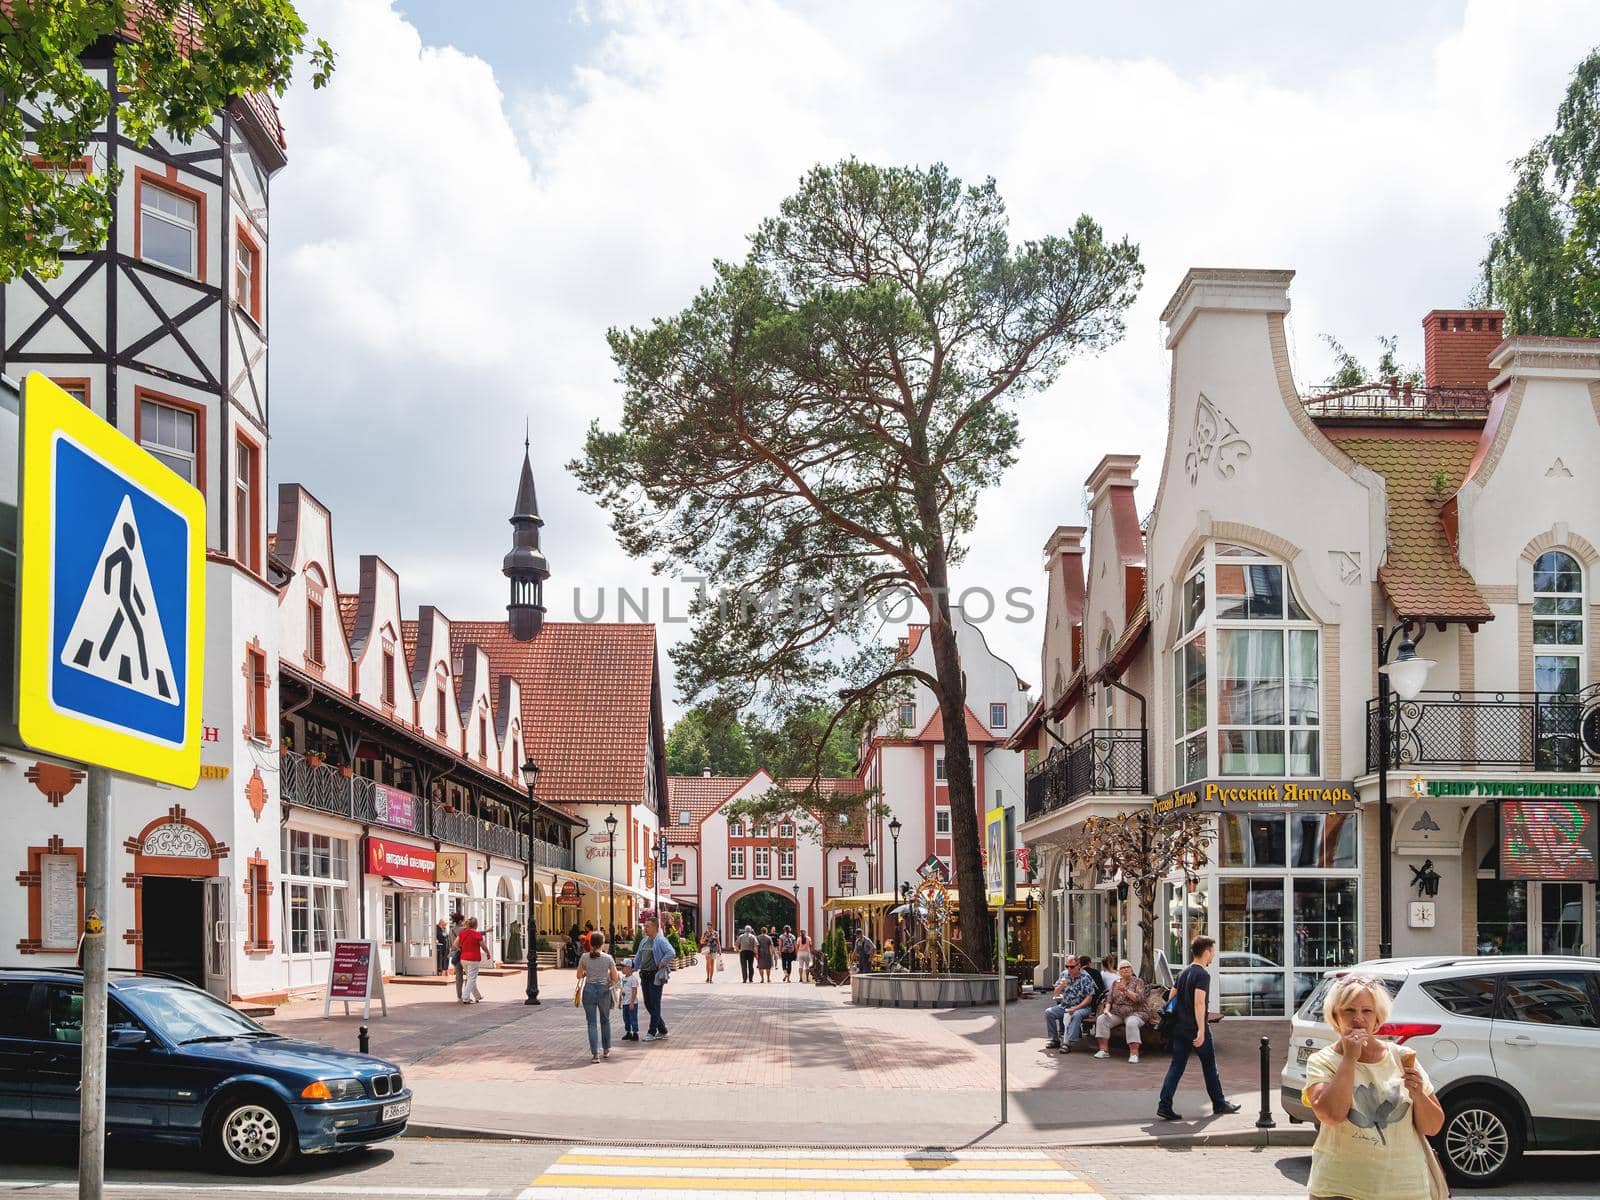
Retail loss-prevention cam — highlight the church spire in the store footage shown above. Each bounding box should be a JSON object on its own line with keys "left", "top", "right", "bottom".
{"left": 504, "top": 435, "right": 550, "bottom": 641}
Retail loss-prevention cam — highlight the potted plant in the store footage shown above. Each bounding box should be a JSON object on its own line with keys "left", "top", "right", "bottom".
{"left": 304, "top": 750, "right": 325, "bottom": 768}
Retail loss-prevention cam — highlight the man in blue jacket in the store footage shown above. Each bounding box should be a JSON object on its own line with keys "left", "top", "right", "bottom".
{"left": 635, "top": 911, "right": 675, "bottom": 1041}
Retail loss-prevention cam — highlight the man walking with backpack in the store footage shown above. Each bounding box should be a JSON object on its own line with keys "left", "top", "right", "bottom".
{"left": 1157, "top": 935, "right": 1241, "bottom": 1121}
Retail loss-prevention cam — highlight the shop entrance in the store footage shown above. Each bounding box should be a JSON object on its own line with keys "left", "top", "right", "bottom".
{"left": 142, "top": 877, "right": 205, "bottom": 987}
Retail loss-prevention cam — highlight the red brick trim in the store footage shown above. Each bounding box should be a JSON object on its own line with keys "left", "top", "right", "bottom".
{"left": 15, "top": 837, "right": 85, "bottom": 954}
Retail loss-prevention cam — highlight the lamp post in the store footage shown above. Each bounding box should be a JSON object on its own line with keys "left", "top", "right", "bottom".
{"left": 864, "top": 845, "right": 877, "bottom": 942}
{"left": 520, "top": 758, "right": 542, "bottom": 1005}
{"left": 889, "top": 816, "right": 903, "bottom": 950}
{"left": 604, "top": 812, "right": 618, "bottom": 947}
{"left": 1376, "top": 621, "right": 1434, "bottom": 959}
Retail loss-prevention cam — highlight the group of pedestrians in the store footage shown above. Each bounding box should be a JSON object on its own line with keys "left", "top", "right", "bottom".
{"left": 1040, "top": 938, "right": 1241, "bottom": 1120}
{"left": 573, "top": 911, "right": 676, "bottom": 1063}
{"left": 724, "top": 924, "right": 812, "bottom": 983}
{"left": 435, "top": 911, "right": 491, "bottom": 1004}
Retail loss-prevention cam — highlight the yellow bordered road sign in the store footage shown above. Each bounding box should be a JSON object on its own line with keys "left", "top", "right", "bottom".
{"left": 16, "top": 374, "right": 204, "bottom": 786}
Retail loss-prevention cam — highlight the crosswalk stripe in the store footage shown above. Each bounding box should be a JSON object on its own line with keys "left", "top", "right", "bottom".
{"left": 558, "top": 1154, "right": 1069, "bottom": 1172}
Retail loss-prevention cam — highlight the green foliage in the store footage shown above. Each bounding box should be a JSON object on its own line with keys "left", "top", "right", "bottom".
{"left": 666, "top": 700, "right": 756, "bottom": 777}
{"left": 1481, "top": 48, "right": 1600, "bottom": 335}
{"left": 825, "top": 928, "right": 848, "bottom": 974}
{"left": 575, "top": 159, "right": 1142, "bottom": 968}
{"left": 1319, "top": 334, "right": 1421, "bottom": 389}
{"left": 1429, "top": 467, "right": 1453, "bottom": 498}
{"left": 0, "top": 0, "right": 334, "bottom": 282}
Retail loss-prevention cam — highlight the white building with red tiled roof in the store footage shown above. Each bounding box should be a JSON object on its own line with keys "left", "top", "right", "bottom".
{"left": 665, "top": 772, "right": 865, "bottom": 941}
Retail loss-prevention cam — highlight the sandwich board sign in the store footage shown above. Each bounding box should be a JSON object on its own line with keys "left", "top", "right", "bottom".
{"left": 323, "top": 939, "right": 388, "bottom": 1019}
{"left": 15, "top": 374, "right": 204, "bottom": 786}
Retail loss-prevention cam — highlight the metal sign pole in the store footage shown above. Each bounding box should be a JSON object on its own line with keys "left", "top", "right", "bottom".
{"left": 80, "top": 765, "right": 111, "bottom": 1200}
{"left": 997, "top": 900, "right": 1007, "bottom": 1126}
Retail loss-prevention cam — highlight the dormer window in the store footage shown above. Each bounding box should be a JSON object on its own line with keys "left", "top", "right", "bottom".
{"left": 728, "top": 819, "right": 744, "bottom": 837}
{"left": 678, "top": 809, "right": 692, "bottom": 826}
{"left": 436, "top": 690, "right": 446, "bottom": 734}
{"left": 305, "top": 597, "right": 323, "bottom": 665}
{"left": 898, "top": 703, "right": 915, "bottom": 728}
{"left": 381, "top": 651, "right": 395, "bottom": 705}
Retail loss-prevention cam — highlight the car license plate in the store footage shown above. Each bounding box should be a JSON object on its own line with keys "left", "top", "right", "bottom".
{"left": 1296, "top": 1045, "right": 1316, "bottom": 1065}
{"left": 381, "top": 1100, "right": 410, "bottom": 1122}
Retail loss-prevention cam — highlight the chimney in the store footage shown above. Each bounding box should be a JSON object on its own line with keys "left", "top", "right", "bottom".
{"left": 1423, "top": 309, "right": 1505, "bottom": 390}
{"left": 702, "top": 769, "right": 711, "bottom": 778}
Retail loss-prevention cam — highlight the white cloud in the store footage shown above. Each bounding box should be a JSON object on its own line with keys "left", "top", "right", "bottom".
{"left": 268, "top": 0, "right": 1600, "bottom": 719}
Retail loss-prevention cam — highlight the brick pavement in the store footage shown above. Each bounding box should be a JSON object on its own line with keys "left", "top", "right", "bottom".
{"left": 263, "top": 971, "right": 1303, "bottom": 1146}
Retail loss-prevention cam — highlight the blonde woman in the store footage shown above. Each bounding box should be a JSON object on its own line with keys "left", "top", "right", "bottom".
{"left": 1304, "top": 974, "right": 1446, "bottom": 1200}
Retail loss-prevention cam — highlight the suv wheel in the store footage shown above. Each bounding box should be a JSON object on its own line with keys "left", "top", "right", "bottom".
{"left": 208, "top": 1092, "right": 297, "bottom": 1173}
{"left": 1438, "top": 1093, "right": 1523, "bottom": 1188}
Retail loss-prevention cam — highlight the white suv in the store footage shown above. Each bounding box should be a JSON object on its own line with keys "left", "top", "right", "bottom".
{"left": 1280, "top": 956, "right": 1600, "bottom": 1188}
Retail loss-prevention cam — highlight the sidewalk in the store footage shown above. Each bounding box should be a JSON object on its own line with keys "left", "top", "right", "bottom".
{"left": 262, "top": 970, "right": 1314, "bottom": 1149}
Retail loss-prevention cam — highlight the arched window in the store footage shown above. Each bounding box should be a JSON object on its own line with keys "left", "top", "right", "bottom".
{"left": 1532, "top": 551, "right": 1584, "bottom": 695}
{"left": 1171, "top": 543, "right": 1320, "bottom": 782}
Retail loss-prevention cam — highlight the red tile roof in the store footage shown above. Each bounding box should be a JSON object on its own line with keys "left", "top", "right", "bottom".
{"left": 450, "top": 622, "right": 661, "bottom": 807}
{"left": 909, "top": 704, "right": 1003, "bottom": 745}
{"left": 336, "top": 592, "right": 360, "bottom": 640}
{"left": 665, "top": 773, "right": 866, "bottom": 845}
{"left": 1326, "top": 430, "right": 1492, "bottom": 623}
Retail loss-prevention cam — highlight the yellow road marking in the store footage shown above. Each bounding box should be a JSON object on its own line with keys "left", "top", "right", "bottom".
{"left": 529, "top": 1175, "right": 1092, "bottom": 1193}
{"left": 556, "top": 1155, "right": 1065, "bottom": 1171}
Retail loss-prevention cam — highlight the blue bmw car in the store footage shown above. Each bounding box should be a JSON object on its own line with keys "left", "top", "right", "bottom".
{"left": 0, "top": 969, "right": 410, "bottom": 1172}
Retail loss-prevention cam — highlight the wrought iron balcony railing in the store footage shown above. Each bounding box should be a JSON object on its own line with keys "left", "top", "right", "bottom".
{"left": 1366, "top": 688, "right": 1600, "bottom": 773}
{"left": 431, "top": 804, "right": 532, "bottom": 862}
{"left": 279, "top": 748, "right": 354, "bottom": 819}
{"left": 1024, "top": 728, "right": 1147, "bottom": 822}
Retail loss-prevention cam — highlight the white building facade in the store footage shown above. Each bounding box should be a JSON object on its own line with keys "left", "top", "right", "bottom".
{"left": 1015, "top": 268, "right": 1600, "bottom": 1015}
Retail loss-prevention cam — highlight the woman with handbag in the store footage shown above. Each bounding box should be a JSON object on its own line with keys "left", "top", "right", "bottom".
{"left": 703, "top": 926, "right": 720, "bottom": 982}
{"left": 575, "top": 930, "right": 620, "bottom": 1063}
{"left": 1303, "top": 974, "right": 1448, "bottom": 1200}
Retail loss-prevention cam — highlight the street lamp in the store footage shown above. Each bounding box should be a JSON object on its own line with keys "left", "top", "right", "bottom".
{"left": 1375, "top": 621, "right": 1434, "bottom": 959}
{"left": 791, "top": 882, "right": 800, "bottom": 930}
{"left": 604, "top": 812, "right": 618, "bottom": 947}
{"left": 864, "top": 844, "right": 876, "bottom": 894}
{"left": 888, "top": 816, "right": 903, "bottom": 951}
{"left": 520, "top": 758, "right": 542, "bottom": 1006}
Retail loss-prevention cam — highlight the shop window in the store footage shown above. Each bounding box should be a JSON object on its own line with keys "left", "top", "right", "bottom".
{"left": 1475, "top": 879, "right": 1528, "bottom": 955}
{"left": 1219, "top": 813, "right": 1287, "bottom": 868}
{"left": 1499, "top": 973, "right": 1599, "bottom": 1027}
{"left": 1288, "top": 812, "right": 1357, "bottom": 869}
{"left": 1532, "top": 550, "right": 1584, "bottom": 695}
{"left": 246, "top": 646, "right": 269, "bottom": 742}
{"left": 729, "top": 847, "right": 745, "bottom": 879}
{"left": 281, "top": 830, "right": 350, "bottom": 955}
{"left": 1172, "top": 543, "right": 1320, "bottom": 782}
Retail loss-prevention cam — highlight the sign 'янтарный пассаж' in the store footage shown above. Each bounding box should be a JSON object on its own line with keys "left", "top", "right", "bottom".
{"left": 1153, "top": 779, "right": 1356, "bottom": 820}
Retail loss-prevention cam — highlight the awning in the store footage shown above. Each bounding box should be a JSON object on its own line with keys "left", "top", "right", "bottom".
{"left": 383, "top": 876, "right": 434, "bottom": 891}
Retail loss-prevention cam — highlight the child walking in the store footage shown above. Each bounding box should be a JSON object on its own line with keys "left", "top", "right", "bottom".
{"left": 618, "top": 957, "right": 641, "bottom": 1041}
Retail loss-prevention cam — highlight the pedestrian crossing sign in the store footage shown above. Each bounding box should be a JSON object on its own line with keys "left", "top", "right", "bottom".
{"left": 16, "top": 374, "right": 205, "bottom": 786}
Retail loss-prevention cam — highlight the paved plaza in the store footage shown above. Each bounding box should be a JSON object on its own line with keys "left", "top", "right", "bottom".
{"left": 262, "top": 970, "right": 1302, "bottom": 1148}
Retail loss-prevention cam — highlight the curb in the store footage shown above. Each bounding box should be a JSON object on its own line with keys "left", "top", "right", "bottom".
{"left": 401, "top": 1122, "right": 1318, "bottom": 1151}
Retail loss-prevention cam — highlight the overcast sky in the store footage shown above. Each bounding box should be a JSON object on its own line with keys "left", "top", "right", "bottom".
{"left": 267, "top": 1, "right": 1600, "bottom": 723}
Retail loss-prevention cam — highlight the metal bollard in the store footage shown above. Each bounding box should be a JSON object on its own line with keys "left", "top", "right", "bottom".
{"left": 1256, "top": 1035, "right": 1276, "bottom": 1129}
{"left": 358, "top": 1025, "right": 370, "bottom": 1055}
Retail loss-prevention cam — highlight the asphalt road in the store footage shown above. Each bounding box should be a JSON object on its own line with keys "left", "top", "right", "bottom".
{"left": 1, "top": 1138, "right": 1597, "bottom": 1198}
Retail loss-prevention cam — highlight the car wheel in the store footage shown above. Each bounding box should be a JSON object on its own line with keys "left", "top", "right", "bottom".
{"left": 1438, "top": 1092, "right": 1523, "bottom": 1188}
{"left": 209, "top": 1092, "right": 297, "bottom": 1174}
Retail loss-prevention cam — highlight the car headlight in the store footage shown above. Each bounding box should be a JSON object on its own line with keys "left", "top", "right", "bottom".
{"left": 301, "top": 1077, "right": 365, "bottom": 1101}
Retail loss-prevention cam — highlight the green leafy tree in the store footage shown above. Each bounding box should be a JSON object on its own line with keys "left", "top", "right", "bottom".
{"left": 1, "top": 0, "right": 334, "bottom": 282}
{"left": 1319, "top": 334, "right": 1421, "bottom": 389}
{"left": 1481, "top": 47, "right": 1600, "bottom": 335}
{"left": 575, "top": 159, "right": 1143, "bottom": 970}
{"left": 665, "top": 701, "right": 756, "bottom": 777}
